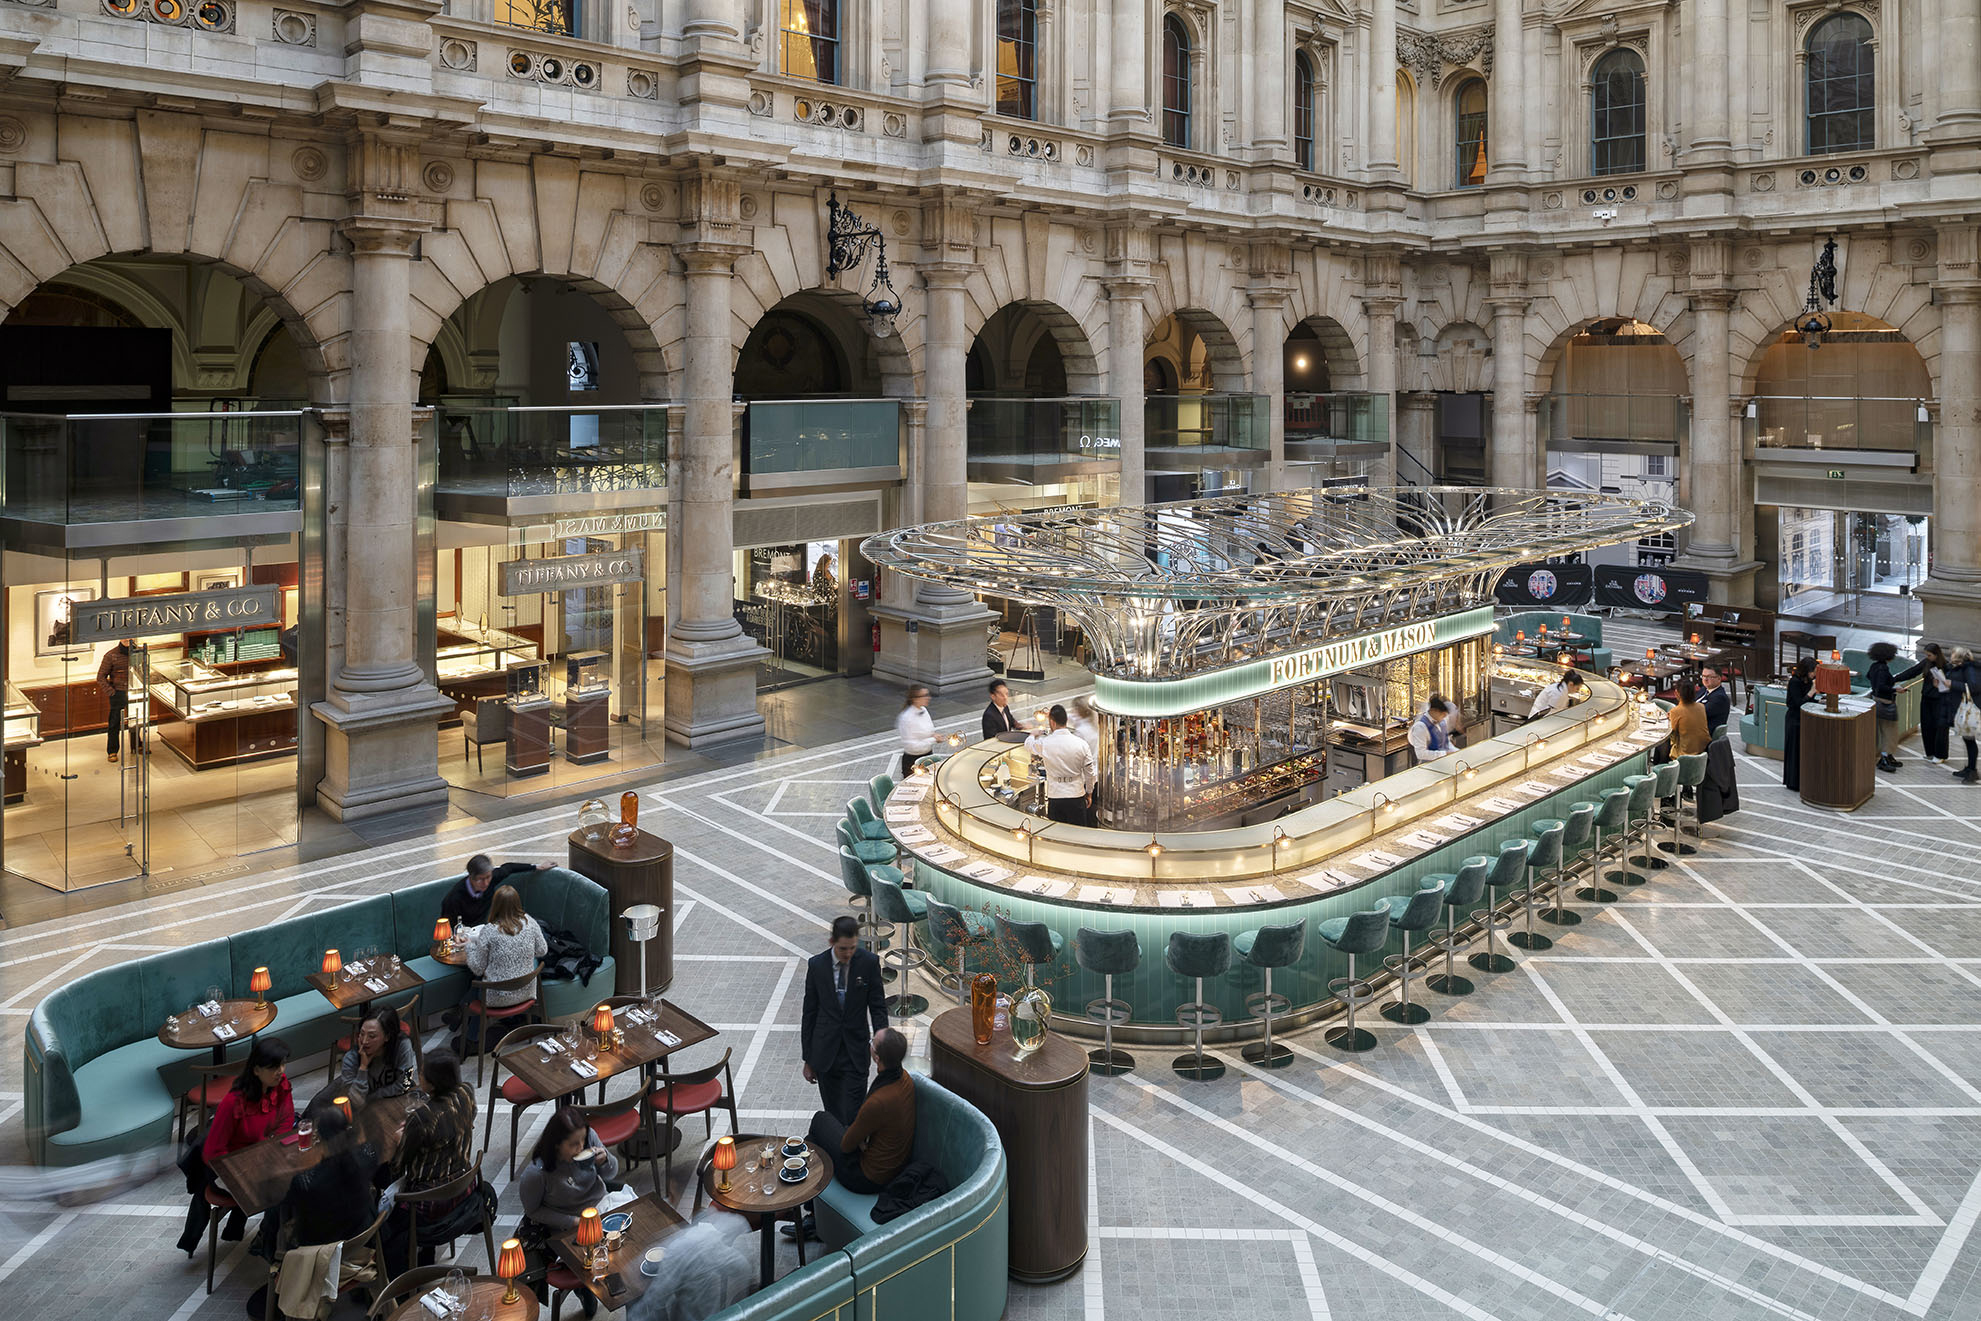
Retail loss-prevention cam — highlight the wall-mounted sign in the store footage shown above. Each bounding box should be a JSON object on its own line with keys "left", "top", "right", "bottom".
{"left": 1093, "top": 604, "right": 1496, "bottom": 718}
{"left": 1826, "top": 469, "right": 1846, "bottom": 479}
{"left": 499, "top": 546, "right": 645, "bottom": 596}
{"left": 72, "top": 585, "right": 281, "bottom": 645}
{"left": 552, "top": 512, "right": 667, "bottom": 539}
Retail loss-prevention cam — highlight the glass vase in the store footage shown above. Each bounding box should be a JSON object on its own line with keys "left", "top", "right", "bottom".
{"left": 1010, "top": 984, "right": 1052, "bottom": 1054}
{"left": 611, "top": 791, "right": 640, "bottom": 849}
{"left": 970, "top": 974, "right": 998, "bottom": 1045}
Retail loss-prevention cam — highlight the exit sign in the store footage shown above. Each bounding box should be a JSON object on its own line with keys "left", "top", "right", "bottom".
{"left": 1826, "top": 468, "right": 1846, "bottom": 479}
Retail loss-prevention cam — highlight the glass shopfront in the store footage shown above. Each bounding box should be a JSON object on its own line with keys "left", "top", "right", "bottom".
{"left": 734, "top": 539, "right": 877, "bottom": 691}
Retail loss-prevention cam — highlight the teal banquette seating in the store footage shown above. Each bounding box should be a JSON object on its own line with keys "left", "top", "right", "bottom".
{"left": 1495, "top": 610, "right": 1613, "bottom": 674}
{"left": 809, "top": 1076, "right": 1010, "bottom": 1321}
{"left": 24, "top": 867, "right": 614, "bottom": 1166}
{"left": 1739, "top": 684, "right": 1791, "bottom": 759}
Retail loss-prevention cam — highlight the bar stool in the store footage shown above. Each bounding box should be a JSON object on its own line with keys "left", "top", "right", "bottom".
{"left": 1605, "top": 775, "right": 1657, "bottom": 888}
{"left": 1659, "top": 753, "right": 1709, "bottom": 857}
{"left": 869, "top": 875, "right": 930, "bottom": 1018}
{"left": 1424, "top": 857, "right": 1491, "bottom": 996}
{"left": 925, "top": 896, "right": 992, "bottom": 1001}
{"left": 1468, "top": 839, "right": 1530, "bottom": 974}
{"left": 1631, "top": 761, "right": 1679, "bottom": 872}
{"left": 1075, "top": 928, "right": 1141, "bottom": 1076}
{"left": 1578, "top": 788, "right": 1633, "bottom": 904}
{"left": 835, "top": 819, "right": 896, "bottom": 869}
{"left": 1379, "top": 880, "right": 1447, "bottom": 1025}
{"left": 1507, "top": 822, "right": 1565, "bottom": 952}
{"left": 836, "top": 846, "right": 894, "bottom": 944}
{"left": 845, "top": 797, "right": 892, "bottom": 842}
{"left": 994, "top": 914, "right": 1064, "bottom": 989}
{"left": 1534, "top": 803, "right": 1596, "bottom": 926}
{"left": 1166, "top": 931, "right": 1231, "bottom": 1081}
{"left": 867, "top": 773, "right": 894, "bottom": 814}
{"left": 1317, "top": 904, "right": 1392, "bottom": 1053}
{"left": 1234, "top": 919, "right": 1306, "bottom": 1068}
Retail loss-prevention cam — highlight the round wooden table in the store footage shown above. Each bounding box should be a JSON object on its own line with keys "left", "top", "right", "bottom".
{"left": 158, "top": 999, "right": 278, "bottom": 1064}
{"left": 382, "top": 1278, "right": 538, "bottom": 1321}
{"left": 432, "top": 939, "right": 468, "bottom": 967}
{"left": 704, "top": 1136, "right": 833, "bottom": 1289}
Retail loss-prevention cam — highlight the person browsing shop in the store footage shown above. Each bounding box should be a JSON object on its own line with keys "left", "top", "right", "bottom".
{"left": 1028, "top": 703, "right": 1098, "bottom": 826}
{"left": 97, "top": 638, "right": 139, "bottom": 764}
{"left": 982, "top": 678, "right": 1021, "bottom": 742}
{"left": 441, "top": 853, "right": 550, "bottom": 931}
{"left": 895, "top": 685, "right": 935, "bottom": 778}
{"left": 1407, "top": 695, "right": 1456, "bottom": 763}
{"left": 1528, "top": 670, "right": 1586, "bottom": 719}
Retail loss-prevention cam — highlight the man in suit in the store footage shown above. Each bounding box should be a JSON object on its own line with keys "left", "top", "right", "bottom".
{"left": 982, "top": 678, "right": 1021, "bottom": 743}
{"left": 790, "top": 916, "right": 887, "bottom": 1242}
{"left": 1698, "top": 666, "right": 1732, "bottom": 734}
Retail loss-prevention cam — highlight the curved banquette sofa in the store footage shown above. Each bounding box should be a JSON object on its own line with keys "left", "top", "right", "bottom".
{"left": 710, "top": 1074, "right": 1009, "bottom": 1321}
{"left": 1495, "top": 610, "right": 1614, "bottom": 673}
{"left": 24, "top": 866, "right": 614, "bottom": 1166}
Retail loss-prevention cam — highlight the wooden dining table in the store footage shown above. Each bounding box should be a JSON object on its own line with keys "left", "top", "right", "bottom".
{"left": 380, "top": 1278, "right": 537, "bottom": 1321}
{"left": 307, "top": 957, "right": 426, "bottom": 1015}
{"left": 211, "top": 1093, "right": 411, "bottom": 1217}
{"left": 159, "top": 999, "right": 278, "bottom": 1065}
{"left": 548, "top": 1191, "right": 688, "bottom": 1311}
{"left": 704, "top": 1136, "right": 833, "bottom": 1290}
{"left": 496, "top": 1000, "right": 718, "bottom": 1107}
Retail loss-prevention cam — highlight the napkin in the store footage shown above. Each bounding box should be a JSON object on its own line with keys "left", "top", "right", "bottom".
{"left": 199, "top": 1002, "right": 221, "bottom": 1018}
{"left": 961, "top": 861, "right": 1013, "bottom": 883}
{"left": 659, "top": 1031, "right": 682, "bottom": 1047}
{"left": 598, "top": 1186, "right": 640, "bottom": 1214}
{"left": 890, "top": 782, "right": 929, "bottom": 802}
{"left": 569, "top": 1059, "right": 598, "bottom": 1079}
{"left": 1514, "top": 781, "right": 1552, "bottom": 797}
{"left": 1397, "top": 831, "right": 1448, "bottom": 851}
{"left": 213, "top": 1024, "right": 237, "bottom": 1040}
{"left": 1297, "top": 868, "right": 1357, "bottom": 890}
{"left": 418, "top": 1290, "right": 453, "bottom": 1318}
{"left": 1436, "top": 813, "right": 1486, "bottom": 832}
{"left": 883, "top": 806, "right": 920, "bottom": 822}
{"left": 1076, "top": 884, "right": 1135, "bottom": 906}
{"left": 894, "top": 826, "right": 935, "bottom": 844}
{"left": 1577, "top": 755, "right": 1610, "bottom": 769}
{"left": 1549, "top": 767, "right": 1585, "bottom": 781}
{"left": 1224, "top": 884, "right": 1286, "bottom": 904}
{"left": 365, "top": 978, "right": 389, "bottom": 994}
{"left": 1157, "top": 890, "right": 1216, "bottom": 908}
{"left": 1015, "top": 876, "right": 1073, "bottom": 898}
{"left": 1482, "top": 796, "right": 1526, "bottom": 814}
{"left": 920, "top": 844, "right": 966, "bottom": 864}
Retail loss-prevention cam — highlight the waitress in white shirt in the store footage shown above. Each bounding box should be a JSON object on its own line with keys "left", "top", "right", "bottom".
{"left": 1407, "top": 695, "right": 1456, "bottom": 763}
{"left": 1027, "top": 704, "right": 1099, "bottom": 825}
{"left": 1528, "top": 670, "right": 1586, "bottom": 720}
{"left": 895, "top": 685, "right": 935, "bottom": 778}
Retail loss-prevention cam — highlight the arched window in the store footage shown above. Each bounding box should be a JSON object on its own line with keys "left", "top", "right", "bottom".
{"left": 1590, "top": 49, "right": 1646, "bottom": 176}
{"left": 780, "top": 0, "right": 839, "bottom": 85}
{"left": 1293, "top": 52, "right": 1316, "bottom": 170}
{"left": 1806, "top": 13, "right": 1874, "bottom": 155}
{"left": 1454, "top": 78, "right": 1488, "bottom": 188}
{"left": 997, "top": 0, "right": 1038, "bottom": 120}
{"left": 1162, "top": 16, "right": 1192, "bottom": 148}
{"left": 1396, "top": 70, "right": 1417, "bottom": 184}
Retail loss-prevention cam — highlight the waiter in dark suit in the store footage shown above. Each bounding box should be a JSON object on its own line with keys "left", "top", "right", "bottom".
{"left": 982, "top": 678, "right": 1021, "bottom": 743}
{"left": 800, "top": 916, "right": 887, "bottom": 1124}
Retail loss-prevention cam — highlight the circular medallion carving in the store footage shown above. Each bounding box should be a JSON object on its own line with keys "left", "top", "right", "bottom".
{"left": 738, "top": 194, "right": 759, "bottom": 220}
{"left": 291, "top": 146, "right": 328, "bottom": 182}
{"left": 0, "top": 116, "right": 27, "bottom": 154}
{"left": 1746, "top": 247, "right": 1766, "bottom": 269}
{"left": 1908, "top": 238, "right": 1931, "bottom": 261}
{"left": 421, "top": 160, "right": 455, "bottom": 193}
{"left": 640, "top": 182, "right": 665, "bottom": 212}
{"left": 1542, "top": 191, "right": 1564, "bottom": 210}
{"left": 439, "top": 38, "right": 476, "bottom": 71}
{"left": 1536, "top": 260, "right": 1556, "bottom": 278}
{"left": 891, "top": 211, "right": 911, "bottom": 237}
{"left": 1081, "top": 231, "right": 1096, "bottom": 254}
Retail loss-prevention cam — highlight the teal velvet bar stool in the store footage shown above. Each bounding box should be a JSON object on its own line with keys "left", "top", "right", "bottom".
{"left": 1578, "top": 788, "right": 1633, "bottom": 904}
{"left": 1508, "top": 821, "right": 1565, "bottom": 952}
{"left": 1605, "top": 775, "right": 1658, "bottom": 888}
{"left": 1659, "top": 753, "right": 1710, "bottom": 857}
{"left": 1531, "top": 801, "right": 1596, "bottom": 927}
{"left": 1468, "top": 839, "right": 1530, "bottom": 974}
{"left": 835, "top": 819, "right": 896, "bottom": 869}
{"left": 870, "top": 875, "right": 931, "bottom": 1018}
{"left": 846, "top": 796, "right": 893, "bottom": 842}
{"left": 926, "top": 896, "right": 993, "bottom": 1002}
{"left": 1075, "top": 928, "right": 1141, "bottom": 1076}
{"left": 836, "top": 846, "right": 892, "bottom": 944}
{"left": 1317, "top": 904, "right": 1392, "bottom": 1053}
{"left": 1379, "top": 880, "right": 1448, "bottom": 1025}
{"left": 1425, "top": 856, "right": 1491, "bottom": 996}
{"left": 1167, "top": 931, "right": 1232, "bottom": 1081}
{"left": 1235, "top": 919, "right": 1307, "bottom": 1068}
{"left": 1632, "top": 761, "right": 1680, "bottom": 872}
{"left": 994, "top": 914, "right": 1065, "bottom": 989}
{"left": 867, "top": 773, "right": 895, "bottom": 814}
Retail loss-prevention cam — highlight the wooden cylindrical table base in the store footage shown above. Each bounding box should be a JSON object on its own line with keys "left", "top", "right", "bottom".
{"left": 566, "top": 827, "right": 674, "bottom": 996}
{"left": 1799, "top": 701, "right": 1876, "bottom": 811}
{"left": 929, "top": 1006, "right": 1088, "bottom": 1283}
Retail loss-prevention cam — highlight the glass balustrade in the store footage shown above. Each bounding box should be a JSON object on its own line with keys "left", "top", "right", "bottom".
{"left": 1284, "top": 392, "right": 1391, "bottom": 451}
{"left": 743, "top": 399, "right": 901, "bottom": 477}
{"left": 1, "top": 408, "right": 306, "bottom": 526}
{"left": 431, "top": 404, "right": 668, "bottom": 497}
{"left": 966, "top": 396, "right": 1122, "bottom": 471}
{"left": 1145, "top": 393, "right": 1271, "bottom": 462}
{"left": 1542, "top": 392, "right": 1685, "bottom": 447}
{"left": 1747, "top": 395, "right": 1930, "bottom": 457}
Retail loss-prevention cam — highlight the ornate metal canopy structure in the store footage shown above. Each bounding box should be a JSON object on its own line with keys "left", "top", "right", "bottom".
{"left": 862, "top": 486, "right": 1692, "bottom": 681}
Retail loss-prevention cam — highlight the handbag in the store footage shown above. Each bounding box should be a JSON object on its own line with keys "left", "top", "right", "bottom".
{"left": 1955, "top": 696, "right": 1981, "bottom": 742}
{"left": 1875, "top": 699, "right": 1898, "bottom": 722}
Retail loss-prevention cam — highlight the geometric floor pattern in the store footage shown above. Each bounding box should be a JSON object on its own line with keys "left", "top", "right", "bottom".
{"left": 2, "top": 633, "right": 1980, "bottom": 1320}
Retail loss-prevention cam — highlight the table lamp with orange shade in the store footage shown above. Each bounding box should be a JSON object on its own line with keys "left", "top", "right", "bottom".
{"left": 592, "top": 1003, "right": 615, "bottom": 1046}
{"left": 1562, "top": 615, "right": 1572, "bottom": 632}
{"left": 497, "top": 1238, "right": 527, "bottom": 1304}
{"left": 575, "top": 1206, "right": 603, "bottom": 1268}
{"left": 433, "top": 917, "right": 451, "bottom": 944}
{"left": 249, "top": 966, "right": 271, "bottom": 1009}
{"left": 713, "top": 1134, "right": 736, "bottom": 1193}
{"left": 321, "top": 949, "right": 341, "bottom": 978}
{"left": 333, "top": 1095, "right": 352, "bottom": 1121}
{"left": 1814, "top": 650, "right": 1854, "bottom": 713}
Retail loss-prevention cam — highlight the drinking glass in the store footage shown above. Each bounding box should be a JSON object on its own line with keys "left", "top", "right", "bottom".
{"left": 204, "top": 985, "right": 222, "bottom": 1011}
{"left": 445, "top": 1268, "right": 470, "bottom": 1316}
{"left": 296, "top": 1118, "right": 314, "bottom": 1151}
{"left": 760, "top": 1142, "right": 775, "bottom": 1170}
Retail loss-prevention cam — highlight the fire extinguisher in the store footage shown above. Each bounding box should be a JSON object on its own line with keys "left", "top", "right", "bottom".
{"left": 871, "top": 621, "right": 882, "bottom": 652}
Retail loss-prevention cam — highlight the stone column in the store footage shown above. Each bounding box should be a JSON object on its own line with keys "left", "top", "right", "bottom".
{"left": 1487, "top": 295, "right": 1531, "bottom": 487}
{"left": 1399, "top": 391, "right": 1437, "bottom": 484}
{"left": 1687, "top": 0, "right": 1732, "bottom": 156}
{"left": 1363, "top": 297, "right": 1402, "bottom": 485}
{"left": 311, "top": 216, "right": 454, "bottom": 821}
{"left": 1250, "top": 287, "right": 1288, "bottom": 488}
{"left": 1486, "top": 0, "right": 1526, "bottom": 183}
{"left": 1367, "top": 0, "right": 1399, "bottom": 175}
{"left": 683, "top": 0, "right": 741, "bottom": 40}
{"left": 1934, "top": 0, "right": 1981, "bottom": 139}
{"left": 1253, "top": 0, "right": 1287, "bottom": 155}
{"left": 1920, "top": 243, "right": 1981, "bottom": 643}
{"left": 926, "top": 0, "right": 971, "bottom": 90}
{"left": 1109, "top": 0, "right": 1148, "bottom": 130}
{"left": 871, "top": 267, "right": 996, "bottom": 692}
{"left": 1106, "top": 277, "right": 1150, "bottom": 506}
{"left": 664, "top": 247, "right": 767, "bottom": 746}
{"left": 1672, "top": 289, "right": 1757, "bottom": 603}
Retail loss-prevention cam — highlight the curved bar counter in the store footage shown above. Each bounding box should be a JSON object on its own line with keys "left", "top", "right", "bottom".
{"left": 887, "top": 675, "right": 1670, "bottom": 1034}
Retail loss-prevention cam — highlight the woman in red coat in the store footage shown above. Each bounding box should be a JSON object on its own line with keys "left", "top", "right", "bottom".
{"left": 176, "top": 1037, "right": 294, "bottom": 1255}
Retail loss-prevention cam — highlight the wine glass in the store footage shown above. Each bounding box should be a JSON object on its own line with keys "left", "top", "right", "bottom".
{"left": 204, "top": 985, "right": 222, "bottom": 1011}
{"left": 444, "top": 1268, "right": 469, "bottom": 1316}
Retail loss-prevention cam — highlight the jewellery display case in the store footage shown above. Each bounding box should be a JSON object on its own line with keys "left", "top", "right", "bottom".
{"left": 146, "top": 659, "right": 300, "bottom": 768}
{"left": 505, "top": 659, "right": 552, "bottom": 777}
{"left": 436, "top": 622, "right": 542, "bottom": 710}
{"left": 562, "top": 650, "right": 610, "bottom": 764}
{"left": 4, "top": 682, "right": 43, "bottom": 803}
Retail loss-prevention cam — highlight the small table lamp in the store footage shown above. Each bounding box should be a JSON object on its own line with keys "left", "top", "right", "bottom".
{"left": 249, "top": 966, "right": 271, "bottom": 1009}
{"left": 432, "top": 917, "right": 452, "bottom": 945}
{"left": 1814, "top": 650, "right": 1854, "bottom": 713}
{"left": 575, "top": 1206, "right": 603, "bottom": 1268}
{"left": 592, "top": 1003, "right": 615, "bottom": 1043}
{"left": 713, "top": 1134, "right": 736, "bottom": 1194}
{"left": 321, "top": 949, "right": 341, "bottom": 978}
{"left": 497, "top": 1238, "right": 527, "bottom": 1304}
{"left": 332, "top": 1095, "right": 352, "bottom": 1120}
{"left": 1562, "top": 615, "right": 1572, "bottom": 632}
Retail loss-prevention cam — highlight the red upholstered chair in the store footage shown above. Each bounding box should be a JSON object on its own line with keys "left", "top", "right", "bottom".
{"left": 574, "top": 1093, "right": 652, "bottom": 1196}
{"left": 465, "top": 966, "right": 541, "bottom": 1085}
{"left": 203, "top": 1186, "right": 239, "bottom": 1295}
{"left": 643, "top": 1048, "right": 739, "bottom": 1196}
{"left": 176, "top": 1063, "right": 235, "bottom": 1144}
{"left": 484, "top": 1023, "right": 561, "bottom": 1177}
{"left": 545, "top": 1263, "right": 588, "bottom": 1321}
{"left": 325, "top": 993, "right": 424, "bottom": 1084}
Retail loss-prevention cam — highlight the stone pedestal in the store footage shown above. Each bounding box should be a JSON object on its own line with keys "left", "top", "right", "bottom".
{"left": 870, "top": 595, "right": 997, "bottom": 695}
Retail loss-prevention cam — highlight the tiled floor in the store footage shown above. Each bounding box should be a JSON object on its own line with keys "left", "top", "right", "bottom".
{"left": 2, "top": 624, "right": 1979, "bottom": 1321}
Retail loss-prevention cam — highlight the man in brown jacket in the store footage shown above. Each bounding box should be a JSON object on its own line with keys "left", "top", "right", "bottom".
{"left": 96, "top": 638, "right": 137, "bottom": 763}
{"left": 788, "top": 1027, "right": 916, "bottom": 1241}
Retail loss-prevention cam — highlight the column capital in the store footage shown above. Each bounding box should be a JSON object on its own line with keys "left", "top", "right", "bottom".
{"left": 678, "top": 244, "right": 748, "bottom": 275}
{"left": 920, "top": 264, "right": 973, "bottom": 292}
{"left": 1246, "top": 285, "right": 1293, "bottom": 310}
{"left": 1360, "top": 295, "right": 1405, "bottom": 318}
{"left": 1102, "top": 275, "right": 1156, "bottom": 300}
{"left": 338, "top": 216, "right": 424, "bottom": 257}
{"left": 1687, "top": 289, "right": 1739, "bottom": 313}
{"left": 1937, "top": 284, "right": 1981, "bottom": 307}
{"left": 1484, "top": 295, "right": 1531, "bottom": 316}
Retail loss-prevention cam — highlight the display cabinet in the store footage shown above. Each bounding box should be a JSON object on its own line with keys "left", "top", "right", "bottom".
{"left": 146, "top": 660, "right": 300, "bottom": 768}
{"left": 505, "top": 659, "right": 552, "bottom": 776}
{"left": 4, "top": 681, "right": 43, "bottom": 803}
{"left": 435, "top": 622, "right": 541, "bottom": 709}
{"left": 562, "top": 650, "right": 610, "bottom": 764}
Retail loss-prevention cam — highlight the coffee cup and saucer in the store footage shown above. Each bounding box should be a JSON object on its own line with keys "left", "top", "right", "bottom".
{"left": 778, "top": 1156, "right": 810, "bottom": 1184}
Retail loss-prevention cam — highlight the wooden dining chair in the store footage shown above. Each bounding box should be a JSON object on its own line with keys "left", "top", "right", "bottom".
{"left": 575, "top": 1091, "right": 655, "bottom": 1197}
{"left": 394, "top": 1149, "right": 497, "bottom": 1277}
{"left": 465, "top": 965, "right": 541, "bottom": 1085}
{"left": 368, "top": 1265, "right": 478, "bottom": 1320}
{"left": 484, "top": 1024, "right": 561, "bottom": 1177}
{"left": 644, "top": 1048, "right": 740, "bottom": 1196}
{"left": 176, "top": 1062, "right": 237, "bottom": 1143}
{"left": 325, "top": 993, "right": 424, "bottom": 1084}
{"left": 261, "top": 1199, "right": 394, "bottom": 1320}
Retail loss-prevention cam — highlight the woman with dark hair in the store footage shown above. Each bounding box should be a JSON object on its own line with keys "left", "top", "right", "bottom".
{"left": 337, "top": 1006, "right": 418, "bottom": 1101}
{"left": 1866, "top": 640, "right": 1920, "bottom": 772}
{"left": 518, "top": 1106, "right": 620, "bottom": 1310}
{"left": 1783, "top": 657, "right": 1816, "bottom": 791}
{"left": 380, "top": 1048, "right": 481, "bottom": 1271}
{"left": 1667, "top": 681, "right": 1710, "bottom": 759}
{"left": 1920, "top": 643, "right": 1955, "bottom": 765}
{"left": 176, "top": 1036, "right": 294, "bottom": 1255}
